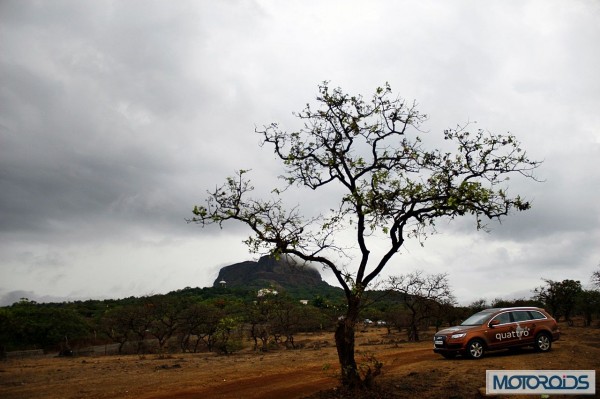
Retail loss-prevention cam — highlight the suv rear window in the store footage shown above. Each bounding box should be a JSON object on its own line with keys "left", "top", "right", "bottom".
{"left": 528, "top": 310, "right": 547, "bottom": 320}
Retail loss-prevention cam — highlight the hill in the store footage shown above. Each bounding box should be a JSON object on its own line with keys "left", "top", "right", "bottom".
{"left": 213, "top": 255, "right": 342, "bottom": 299}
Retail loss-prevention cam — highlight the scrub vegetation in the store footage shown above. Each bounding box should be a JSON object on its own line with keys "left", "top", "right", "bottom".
{"left": 1, "top": 270, "right": 598, "bottom": 358}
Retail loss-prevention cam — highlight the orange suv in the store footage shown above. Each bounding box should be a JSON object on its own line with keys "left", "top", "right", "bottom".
{"left": 433, "top": 307, "right": 560, "bottom": 359}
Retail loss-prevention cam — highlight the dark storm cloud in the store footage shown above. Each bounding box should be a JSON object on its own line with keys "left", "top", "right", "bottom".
{"left": 0, "top": 1, "right": 262, "bottom": 242}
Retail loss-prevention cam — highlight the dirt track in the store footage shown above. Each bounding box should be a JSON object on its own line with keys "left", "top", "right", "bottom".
{"left": 141, "top": 347, "right": 435, "bottom": 399}
{"left": 1, "top": 325, "right": 599, "bottom": 398}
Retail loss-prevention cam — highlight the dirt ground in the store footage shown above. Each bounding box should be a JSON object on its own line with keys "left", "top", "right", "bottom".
{"left": 1, "top": 324, "right": 599, "bottom": 399}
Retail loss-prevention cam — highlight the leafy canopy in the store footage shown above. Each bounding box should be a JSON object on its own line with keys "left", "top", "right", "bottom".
{"left": 191, "top": 82, "right": 540, "bottom": 296}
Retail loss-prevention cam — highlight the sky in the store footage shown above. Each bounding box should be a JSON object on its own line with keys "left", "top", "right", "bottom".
{"left": 1, "top": 0, "right": 599, "bottom": 307}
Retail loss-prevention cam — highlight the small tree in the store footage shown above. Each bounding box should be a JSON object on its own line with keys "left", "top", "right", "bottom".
{"left": 146, "top": 296, "right": 180, "bottom": 355}
{"left": 100, "top": 307, "right": 132, "bottom": 354}
{"left": 127, "top": 304, "right": 154, "bottom": 354}
{"left": 467, "top": 299, "right": 489, "bottom": 313}
{"left": 215, "top": 316, "right": 244, "bottom": 354}
{"left": 246, "top": 295, "right": 273, "bottom": 352}
{"left": 534, "top": 279, "right": 583, "bottom": 324}
{"left": 270, "top": 294, "right": 303, "bottom": 349}
{"left": 577, "top": 290, "right": 600, "bottom": 327}
{"left": 177, "top": 303, "right": 204, "bottom": 353}
{"left": 180, "top": 301, "right": 224, "bottom": 353}
{"left": 190, "top": 83, "right": 540, "bottom": 388}
{"left": 6, "top": 300, "right": 89, "bottom": 352}
{"left": 388, "top": 271, "right": 455, "bottom": 341}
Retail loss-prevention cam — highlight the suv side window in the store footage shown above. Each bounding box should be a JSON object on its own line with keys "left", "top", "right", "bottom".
{"left": 527, "top": 310, "right": 546, "bottom": 320}
{"left": 491, "top": 312, "right": 512, "bottom": 325}
{"left": 511, "top": 311, "right": 530, "bottom": 322}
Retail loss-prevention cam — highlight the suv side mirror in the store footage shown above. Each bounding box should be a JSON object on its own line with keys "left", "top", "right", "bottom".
{"left": 489, "top": 319, "right": 500, "bottom": 328}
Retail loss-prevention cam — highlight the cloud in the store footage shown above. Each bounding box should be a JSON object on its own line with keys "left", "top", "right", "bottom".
{"left": 1, "top": 0, "right": 599, "bottom": 304}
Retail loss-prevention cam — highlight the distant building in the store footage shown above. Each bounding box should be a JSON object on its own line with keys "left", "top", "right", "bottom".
{"left": 219, "top": 280, "right": 226, "bottom": 288}
{"left": 257, "top": 288, "right": 278, "bottom": 297}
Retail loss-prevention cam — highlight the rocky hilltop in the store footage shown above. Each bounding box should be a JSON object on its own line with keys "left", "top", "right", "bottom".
{"left": 213, "top": 255, "right": 338, "bottom": 295}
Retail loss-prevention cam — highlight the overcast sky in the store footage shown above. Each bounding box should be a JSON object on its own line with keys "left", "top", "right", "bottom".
{"left": 1, "top": 0, "right": 599, "bottom": 307}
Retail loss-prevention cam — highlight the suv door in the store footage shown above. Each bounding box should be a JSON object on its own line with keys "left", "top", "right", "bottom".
{"left": 485, "top": 311, "right": 515, "bottom": 349}
{"left": 510, "top": 311, "right": 536, "bottom": 346}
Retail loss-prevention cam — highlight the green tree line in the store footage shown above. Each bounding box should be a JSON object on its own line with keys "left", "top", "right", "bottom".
{"left": 2, "top": 271, "right": 599, "bottom": 357}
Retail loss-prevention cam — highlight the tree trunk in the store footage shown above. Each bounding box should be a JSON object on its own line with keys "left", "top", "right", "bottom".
{"left": 584, "top": 312, "right": 592, "bottom": 327}
{"left": 410, "top": 324, "right": 419, "bottom": 342}
{"left": 334, "top": 294, "right": 362, "bottom": 388}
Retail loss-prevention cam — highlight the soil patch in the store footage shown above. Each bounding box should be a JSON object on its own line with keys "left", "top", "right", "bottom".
{"left": 1, "top": 325, "right": 599, "bottom": 398}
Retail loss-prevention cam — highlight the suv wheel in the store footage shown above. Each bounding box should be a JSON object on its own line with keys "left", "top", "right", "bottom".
{"left": 466, "top": 339, "right": 484, "bottom": 359}
{"left": 535, "top": 333, "right": 552, "bottom": 352}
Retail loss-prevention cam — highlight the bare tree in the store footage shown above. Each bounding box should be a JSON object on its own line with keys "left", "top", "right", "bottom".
{"left": 187, "top": 302, "right": 224, "bottom": 353}
{"left": 246, "top": 296, "right": 273, "bottom": 352}
{"left": 146, "top": 296, "right": 180, "bottom": 356}
{"left": 388, "top": 271, "right": 455, "bottom": 341}
{"left": 127, "top": 304, "right": 154, "bottom": 354}
{"left": 271, "top": 294, "right": 304, "bottom": 349}
{"left": 177, "top": 303, "right": 205, "bottom": 353}
{"left": 592, "top": 265, "right": 600, "bottom": 289}
{"left": 190, "top": 83, "right": 540, "bottom": 388}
